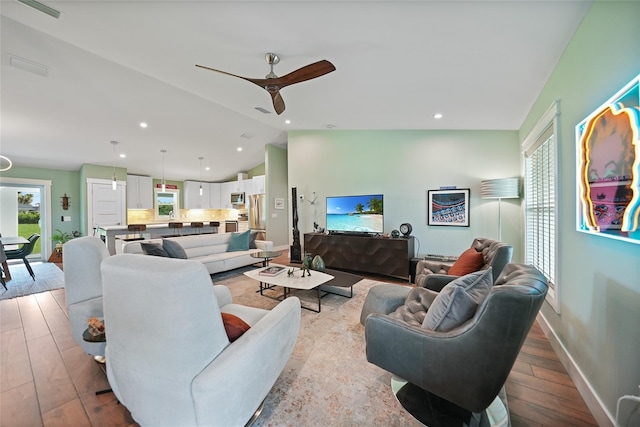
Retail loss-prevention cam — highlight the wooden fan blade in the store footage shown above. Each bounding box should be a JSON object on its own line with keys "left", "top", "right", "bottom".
{"left": 271, "top": 90, "right": 285, "bottom": 115}
{"left": 276, "top": 60, "right": 336, "bottom": 89}
{"left": 195, "top": 64, "right": 267, "bottom": 89}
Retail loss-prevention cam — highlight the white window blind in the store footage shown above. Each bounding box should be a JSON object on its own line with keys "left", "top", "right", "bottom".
{"left": 524, "top": 125, "right": 556, "bottom": 287}
{"left": 522, "top": 100, "right": 559, "bottom": 312}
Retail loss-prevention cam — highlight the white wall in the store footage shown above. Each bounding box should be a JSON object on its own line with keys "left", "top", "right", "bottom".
{"left": 288, "top": 129, "right": 521, "bottom": 261}
{"left": 264, "top": 144, "right": 289, "bottom": 248}
{"left": 0, "top": 187, "right": 19, "bottom": 237}
{"left": 518, "top": 2, "right": 640, "bottom": 424}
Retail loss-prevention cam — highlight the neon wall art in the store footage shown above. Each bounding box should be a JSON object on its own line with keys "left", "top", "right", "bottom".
{"left": 576, "top": 74, "right": 640, "bottom": 244}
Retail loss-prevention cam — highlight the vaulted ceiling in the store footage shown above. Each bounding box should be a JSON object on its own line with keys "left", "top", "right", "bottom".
{"left": 1, "top": 1, "right": 591, "bottom": 181}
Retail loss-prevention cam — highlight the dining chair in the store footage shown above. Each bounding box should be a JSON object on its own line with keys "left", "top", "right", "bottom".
{"left": 4, "top": 233, "right": 40, "bottom": 280}
{"left": 0, "top": 245, "right": 7, "bottom": 290}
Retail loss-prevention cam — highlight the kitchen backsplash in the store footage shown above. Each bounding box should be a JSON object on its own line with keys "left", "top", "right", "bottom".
{"left": 127, "top": 208, "right": 242, "bottom": 224}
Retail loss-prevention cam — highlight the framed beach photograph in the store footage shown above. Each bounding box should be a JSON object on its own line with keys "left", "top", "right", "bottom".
{"left": 428, "top": 188, "right": 470, "bottom": 227}
{"left": 274, "top": 197, "right": 285, "bottom": 210}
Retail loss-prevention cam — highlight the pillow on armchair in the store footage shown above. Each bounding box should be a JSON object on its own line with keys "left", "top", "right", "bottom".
{"left": 422, "top": 267, "right": 493, "bottom": 331}
{"left": 447, "top": 247, "right": 484, "bottom": 276}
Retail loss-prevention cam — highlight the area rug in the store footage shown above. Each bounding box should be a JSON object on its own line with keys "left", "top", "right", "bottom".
{"left": 210, "top": 264, "right": 259, "bottom": 282}
{"left": 217, "top": 274, "right": 423, "bottom": 426}
{"left": 0, "top": 262, "right": 65, "bottom": 300}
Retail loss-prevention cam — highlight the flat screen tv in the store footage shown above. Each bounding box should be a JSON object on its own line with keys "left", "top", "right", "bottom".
{"left": 326, "top": 194, "right": 384, "bottom": 235}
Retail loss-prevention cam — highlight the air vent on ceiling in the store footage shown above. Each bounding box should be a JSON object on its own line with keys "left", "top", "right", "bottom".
{"left": 17, "top": 0, "right": 61, "bottom": 19}
{"left": 254, "top": 107, "right": 272, "bottom": 114}
{"left": 9, "top": 55, "right": 49, "bottom": 77}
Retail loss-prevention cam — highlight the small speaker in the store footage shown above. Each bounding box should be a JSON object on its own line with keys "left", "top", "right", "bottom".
{"left": 399, "top": 223, "right": 412, "bottom": 237}
{"left": 391, "top": 230, "right": 400, "bottom": 238}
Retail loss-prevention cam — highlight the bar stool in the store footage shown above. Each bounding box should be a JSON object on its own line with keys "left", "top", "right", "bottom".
{"left": 209, "top": 221, "right": 220, "bottom": 234}
{"left": 191, "top": 222, "right": 204, "bottom": 234}
{"left": 168, "top": 222, "right": 183, "bottom": 237}
{"left": 125, "top": 224, "right": 146, "bottom": 241}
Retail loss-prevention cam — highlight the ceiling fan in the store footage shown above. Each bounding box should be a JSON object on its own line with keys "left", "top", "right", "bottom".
{"left": 196, "top": 53, "right": 335, "bottom": 115}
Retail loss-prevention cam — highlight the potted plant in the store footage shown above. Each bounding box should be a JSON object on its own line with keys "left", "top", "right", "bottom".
{"left": 52, "top": 229, "right": 73, "bottom": 252}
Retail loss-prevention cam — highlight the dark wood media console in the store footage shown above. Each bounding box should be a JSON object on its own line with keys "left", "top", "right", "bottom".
{"left": 303, "top": 233, "right": 415, "bottom": 280}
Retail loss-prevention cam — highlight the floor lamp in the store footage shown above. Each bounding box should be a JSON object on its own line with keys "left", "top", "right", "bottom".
{"left": 480, "top": 177, "right": 520, "bottom": 241}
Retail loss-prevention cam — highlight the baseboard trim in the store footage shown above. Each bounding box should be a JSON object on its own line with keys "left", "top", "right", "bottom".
{"left": 536, "top": 312, "right": 614, "bottom": 427}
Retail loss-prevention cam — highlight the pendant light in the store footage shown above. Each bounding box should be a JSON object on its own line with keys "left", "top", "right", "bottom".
{"left": 110, "top": 141, "right": 119, "bottom": 190}
{"left": 160, "top": 149, "right": 167, "bottom": 192}
{"left": 198, "top": 157, "right": 204, "bottom": 196}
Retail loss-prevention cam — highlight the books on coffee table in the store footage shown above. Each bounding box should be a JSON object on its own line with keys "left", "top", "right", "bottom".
{"left": 259, "top": 266, "right": 286, "bottom": 276}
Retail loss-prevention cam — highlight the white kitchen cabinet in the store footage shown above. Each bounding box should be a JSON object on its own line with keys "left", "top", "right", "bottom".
{"left": 127, "top": 175, "right": 153, "bottom": 209}
{"left": 229, "top": 180, "right": 244, "bottom": 193}
{"left": 252, "top": 175, "right": 265, "bottom": 194}
{"left": 219, "top": 181, "right": 234, "bottom": 209}
{"left": 209, "top": 183, "right": 221, "bottom": 209}
{"left": 243, "top": 178, "right": 255, "bottom": 196}
{"left": 184, "top": 181, "right": 211, "bottom": 209}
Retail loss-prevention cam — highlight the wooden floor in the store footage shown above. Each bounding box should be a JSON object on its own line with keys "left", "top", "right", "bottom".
{"left": 0, "top": 258, "right": 597, "bottom": 426}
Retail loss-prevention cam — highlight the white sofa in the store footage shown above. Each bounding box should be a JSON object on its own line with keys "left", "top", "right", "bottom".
{"left": 121, "top": 232, "right": 274, "bottom": 274}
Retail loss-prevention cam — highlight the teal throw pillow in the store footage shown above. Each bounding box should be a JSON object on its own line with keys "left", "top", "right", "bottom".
{"left": 140, "top": 242, "right": 169, "bottom": 257}
{"left": 163, "top": 239, "right": 187, "bottom": 259}
{"left": 227, "top": 230, "right": 250, "bottom": 252}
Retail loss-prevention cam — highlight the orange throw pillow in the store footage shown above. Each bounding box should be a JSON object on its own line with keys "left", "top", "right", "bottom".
{"left": 221, "top": 313, "right": 250, "bottom": 342}
{"left": 448, "top": 247, "right": 485, "bottom": 276}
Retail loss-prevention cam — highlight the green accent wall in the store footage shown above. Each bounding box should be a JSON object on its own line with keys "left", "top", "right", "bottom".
{"left": 287, "top": 129, "right": 521, "bottom": 259}
{"left": 519, "top": 2, "right": 640, "bottom": 422}
{"left": 247, "top": 163, "right": 266, "bottom": 178}
{"left": 1, "top": 165, "right": 81, "bottom": 240}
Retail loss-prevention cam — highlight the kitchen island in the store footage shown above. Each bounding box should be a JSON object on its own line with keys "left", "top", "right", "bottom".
{"left": 97, "top": 222, "right": 237, "bottom": 254}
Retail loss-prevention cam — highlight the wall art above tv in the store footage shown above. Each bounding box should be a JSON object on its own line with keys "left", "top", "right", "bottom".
{"left": 576, "top": 73, "right": 640, "bottom": 244}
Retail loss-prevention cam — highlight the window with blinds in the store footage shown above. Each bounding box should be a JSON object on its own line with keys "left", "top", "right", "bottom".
{"left": 522, "top": 101, "right": 559, "bottom": 312}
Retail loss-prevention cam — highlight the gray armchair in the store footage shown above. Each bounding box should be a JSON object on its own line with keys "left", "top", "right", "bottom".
{"left": 415, "top": 237, "right": 513, "bottom": 290}
{"left": 365, "top": 263, "right": 548, "bottom": 416}
{"left": 101, "top": 254, "right": 301, "bottom": 426}
{"left": 63, "top": 236, "right": 110, "bottom": 357}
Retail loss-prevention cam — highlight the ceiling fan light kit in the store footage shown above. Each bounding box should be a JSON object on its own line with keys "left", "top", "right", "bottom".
{"left": 196, "top": 52, "right": 335, "bottom": 115}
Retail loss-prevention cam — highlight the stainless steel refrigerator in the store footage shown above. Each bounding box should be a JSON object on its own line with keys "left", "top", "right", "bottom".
{"left": 249, "top": 194, "right": 266, "bottom": 241}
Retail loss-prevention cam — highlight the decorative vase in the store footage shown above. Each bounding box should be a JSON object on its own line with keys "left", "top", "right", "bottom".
{"left": 311, "top": 255, "right": 325, "bottom": 272}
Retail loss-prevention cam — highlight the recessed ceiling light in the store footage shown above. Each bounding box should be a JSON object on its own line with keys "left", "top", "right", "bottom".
{"left": 433, "top": 113, "right": 443, "bottom": 119}
{"left": 205, "top": 166, "right": 210, "bottom": 171}
{"left": 119, "top": 154, "right": 126, "bottom": 158}
{"left": 285, "top": 119, "right": 291, "bottom": 124}
{"left": 140, "top": 122, "right": 148, "bottom": 128}
{"left": 237, "top": 147, "right": 243, "bottom": 152}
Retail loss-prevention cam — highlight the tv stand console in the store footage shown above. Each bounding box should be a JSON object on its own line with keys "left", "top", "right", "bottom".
{"left": 304, "top": 233, "right": 414, "bottom": 280}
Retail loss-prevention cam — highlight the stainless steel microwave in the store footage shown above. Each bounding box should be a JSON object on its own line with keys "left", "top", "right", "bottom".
{"left": 230, "top": 192, "right": 245, "bottom": 205}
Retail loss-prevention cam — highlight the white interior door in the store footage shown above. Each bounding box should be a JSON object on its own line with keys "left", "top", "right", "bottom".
{"left": 87, "top": 180, "right": 126, "bottom": 234}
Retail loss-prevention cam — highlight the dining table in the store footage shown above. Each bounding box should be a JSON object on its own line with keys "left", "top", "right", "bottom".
{"left": 0, "top": 236, "right": 30, "bottom": 282}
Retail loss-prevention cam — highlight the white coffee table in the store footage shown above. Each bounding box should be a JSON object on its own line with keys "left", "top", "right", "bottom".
{"left": 244, "top": 264, "right": 334, "bottom": 313}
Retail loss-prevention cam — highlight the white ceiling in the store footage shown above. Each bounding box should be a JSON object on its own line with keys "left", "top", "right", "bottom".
{"left": 0, "top": 0, "right": 591, "bottom": 182}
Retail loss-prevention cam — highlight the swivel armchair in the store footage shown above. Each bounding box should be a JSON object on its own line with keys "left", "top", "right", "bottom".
{"left": 101, "top": 254, "right": 301, "bottom": 426}
{"left": 415, "top": 237, "right": 512, "bottom": 290}
{"left": 63, "top": 236, "right": 110, "bottom": 358}
{"left": 365, "top": 263, "right": 548, "bottom": 424}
